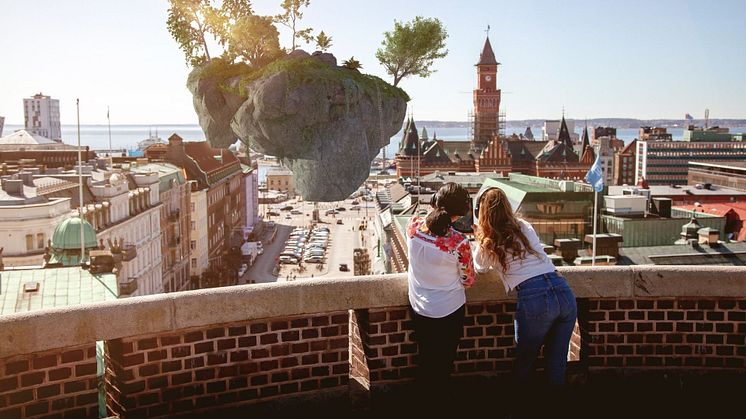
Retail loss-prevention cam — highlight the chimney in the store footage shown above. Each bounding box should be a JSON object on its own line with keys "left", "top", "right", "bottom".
{"left": 1, "top": 178, "right": 23, "bottom": 195}
{"left": 19, "top": 171, "right": 34, "bottom": 187}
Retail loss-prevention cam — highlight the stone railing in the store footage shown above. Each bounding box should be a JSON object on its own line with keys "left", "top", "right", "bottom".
{"left": 1, "top": 266, "right": 745, "bottom": 418}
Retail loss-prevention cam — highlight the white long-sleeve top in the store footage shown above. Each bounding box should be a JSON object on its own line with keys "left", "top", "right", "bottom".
{"left": 406, "top": 216, "right": 475, "bottom": 318}
{"left": 473, "top": 218, "right": 555, "bottom": 292}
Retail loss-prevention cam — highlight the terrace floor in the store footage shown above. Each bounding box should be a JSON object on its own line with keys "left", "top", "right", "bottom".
{"left": 181, "top": 371, "right": 746, "bottom": 419}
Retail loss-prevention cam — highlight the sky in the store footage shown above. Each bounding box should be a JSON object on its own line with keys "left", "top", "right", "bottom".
{"left": 1, "top": 0, "right": 745, "bottom": 125}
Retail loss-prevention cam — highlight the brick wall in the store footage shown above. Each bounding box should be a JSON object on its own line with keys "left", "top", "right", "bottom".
{"left": 0, "top": 343, "right": 98, "bottom": 419}
{"left": 582, "top": 298, "right": 746, "bottom": 369}
{"left": 104, "top": 311, "right": 349, "bottom": 418}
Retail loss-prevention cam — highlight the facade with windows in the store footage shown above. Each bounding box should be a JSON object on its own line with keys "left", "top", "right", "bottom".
{"left": 266, "top": 167, "right": 295, "bottom": 197}
{"left": 0, "top": 174, "right": 71, "bottom": 268}
{"left": 23, "top": 93, "right": 61, "bottom": 141}
{"left": 636, "top": 140, "right": 746, "bottom": 185}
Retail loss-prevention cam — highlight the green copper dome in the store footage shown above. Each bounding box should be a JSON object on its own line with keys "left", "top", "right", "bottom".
{"left": 51, "top": 217, "right": 98, "bottom": 251}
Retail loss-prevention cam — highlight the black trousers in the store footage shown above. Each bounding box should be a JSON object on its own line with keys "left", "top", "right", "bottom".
{"left": 411, "top": 304, "right": 465, "bottom": 389}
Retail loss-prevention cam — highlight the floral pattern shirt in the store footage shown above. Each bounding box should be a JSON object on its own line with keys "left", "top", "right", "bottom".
{"left": 407, "top": 216, "right": 476, "bottom": 288}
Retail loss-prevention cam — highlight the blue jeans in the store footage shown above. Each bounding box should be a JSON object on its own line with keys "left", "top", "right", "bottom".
{"left": 513, "top": 271, "right": 577, "bottom": 386}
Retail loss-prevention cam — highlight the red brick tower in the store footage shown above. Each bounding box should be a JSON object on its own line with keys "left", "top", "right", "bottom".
{"left": 472, "top": 36, "right": 501, "bottom": 152}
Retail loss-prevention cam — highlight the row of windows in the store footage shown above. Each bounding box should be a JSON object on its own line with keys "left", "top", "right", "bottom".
{"left": 25, "top": 233, "right": 45, "bottom": 251}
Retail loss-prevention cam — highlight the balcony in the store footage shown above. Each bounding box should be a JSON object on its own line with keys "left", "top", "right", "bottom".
{"left": 122, "top": 244, "right": 137, "bottom": 262}
{"left": 118, "top": 277, "right": 138, "bottom": 296}
{"left": 1, "top": 266, "right": 745, "bottom": 418}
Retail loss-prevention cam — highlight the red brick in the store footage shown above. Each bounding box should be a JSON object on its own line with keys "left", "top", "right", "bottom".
{"left": 729, "top": 312, "right": 746, "bottom": 321}
{"left": 260, "top": 333, "right": 279, "bottom": 345}
{"left": 184, "top": 356, "right": 205, "bottom": 369}
{"left": 4, "top": 360, "right": 29, "bottom": 375}
{"left": 301, "top": 379, "right": 319, "bottom": 391}
{"left": 123, "top": 352, "right": 146, "bottom": 367}
{"left": 75, "top": 362, "right": 96, "bottom": 377}
{"left": 281, "top": 330, "right": 300, "bottom": 342}
{"left": 312, "top": 316, "right": 330, "bottom": 327}
{"left": 137, "top": 337, "right": 158, "bottom": 351}
{"left": 171, "top": 372, "right": 192, "bottom": 385}
{"left": 0, "top": 377, "right": 17, "bottom": 393}
{"left": 228, "top": 326, "right": 247, "bottom": 336}
{"left": 36, "top": 383, "right": 60, "bottom": 398}
{"left": 302, "top": 329, "right": 319, "bottom": 339}
{"left": 195, "top": 341, "right": 215, "bottom": 354}
{"left": 229, "top": 376, "right": 248, "bottom": 390}
{"left": 20, "top": 371, "right": 45, "bottom": 387}
{"left": 656, "top": 300, "right": 674, "bottom": 310}
{"left": 302, "top": 354, "right": 319, "bottom": 365}
{"left": 271, "top": 371, "right": 290, "bottom": 382}
{"left": 171, "top": 345, "right": 191, "bottom": 358}
{"left": 138, "top": 364, "right": 160, "bottom": 377}
{"left": 25, "top": 401, "right": 49, "bottom": 416}
{"left": 252, "top": 348, "right": 270, "bottom": 359}
{"left": 160, "top": 335, "right": 181, "bottom": 346}
{"left": 331, "top": 313, "right": 348, "bottom": 324}
{"left": 47, "top": 366, "right": 72, "bottom": 383}
{"left": 147, "top": 349, "right": 167, "bottom": 362}
{"left": 291, "top": 342, "right": 309, "bottom": 353}
{"left": 271, "top": 344, "right": 290, "bottom": 357}
{"left": 61, "top": 349, "right": 84, "bottom": 364}
{"left": 250, "top": 375, "right": 268, "bottom": 386}
{"left": 194, "top": 368, "right": 215, "bottom": 381}
{"left": 718, "top": 300, "right": 737, "bottom": 310}
{"left": 368, "top": 311, "right": 387, "bottom": 323}
{"left": 271, "top": 321, "right": 289, "bottom": 331}
{"left": 32, "top": 354, "right": 57, "bottom": 370}
{"left": 310, "top": 340, "right": 327, "bottom": 351}
{"left": 207, "top": 353, "right": 228, "bottom": 366}
{"left": 230, "top": 351, "right": 249, "bottom": 363}
{"left": 206, "top": 328, "right": 226, "bottom": 339}
{"left": 217, "top": 338, "right": 237, "bottom": 350}
{"left": 250, "top": 323, "right": 268, "bottom": 334}
{"left": 147, "top": 376, "right": 168, "bottom": 389}
{"left": 330, "top": 337, "right": 347, "bottom": 349}
{"left": 290, "top": 318, "right": 309, "bottom": 328}
{"left": 184, "top": 331, "right": 204, "bottom": 343}
{"left": 238, "top": 336, "right": 257, "bottom": 347}
{"left": 636, "top": 300, "right": 654, "bottom": 309}
{"left": 63, "top": 380, "right": 86, "bottom": 394}
{"left": 259, "top": 360, "right": 278, "bottom": 371}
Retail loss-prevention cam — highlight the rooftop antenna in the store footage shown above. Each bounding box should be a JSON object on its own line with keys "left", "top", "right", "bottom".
{"left": 485, "top": 24, "right": 490, "bottom": 37}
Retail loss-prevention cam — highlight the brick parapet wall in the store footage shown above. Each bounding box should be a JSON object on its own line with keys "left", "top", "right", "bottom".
{"left": 581, "top": 298, "right": 746, "bottom": 370}
{"left": 2, "top": 267, "right": 746, "bottom": 417}
{"left": 104, "top": 311, "right": 349, "bottom": 418}
{"left": 0, "top": 343, "right": 98, "bottom": 419}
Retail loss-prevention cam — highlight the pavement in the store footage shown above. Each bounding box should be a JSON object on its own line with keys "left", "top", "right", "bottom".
{"left": 243, "top": 197, "right": 378, "bottom": 284}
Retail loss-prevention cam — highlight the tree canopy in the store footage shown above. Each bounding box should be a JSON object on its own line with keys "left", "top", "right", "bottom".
{"left": 375, "top": 16, "right": 448, "bottom": 87}
{"left": 229, "top": 15, "right": 283, "bottom": 67}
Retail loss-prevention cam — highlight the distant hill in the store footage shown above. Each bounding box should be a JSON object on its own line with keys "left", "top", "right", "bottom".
{"left": 415, "top": 119, "right": 746, "bottom": 129}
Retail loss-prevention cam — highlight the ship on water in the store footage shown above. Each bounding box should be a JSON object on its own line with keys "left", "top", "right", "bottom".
{"left": 137, "top": 128, "right": 165, "bottom": 151}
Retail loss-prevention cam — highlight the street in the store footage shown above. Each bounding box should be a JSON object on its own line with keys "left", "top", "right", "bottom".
{"left": 242, "top": 196, "right": 377, "bottom": 284}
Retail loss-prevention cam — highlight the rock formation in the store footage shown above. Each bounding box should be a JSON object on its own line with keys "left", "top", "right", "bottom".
{"left": 188, "top": 51, "right": 408, "bottom": 201}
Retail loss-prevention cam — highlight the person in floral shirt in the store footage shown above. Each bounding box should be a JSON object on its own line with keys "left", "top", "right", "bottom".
{"left": 406, "top": 182, "right": 474, "bottom": 406}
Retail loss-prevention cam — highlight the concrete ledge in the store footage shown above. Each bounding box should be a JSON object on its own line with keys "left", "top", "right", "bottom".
{"left": 2, "top": 266, "right": 746, "bottom": 358}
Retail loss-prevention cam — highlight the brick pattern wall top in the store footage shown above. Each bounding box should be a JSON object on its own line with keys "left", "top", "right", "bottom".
{"left": 105, "top": 311, "right": 350, "bottom": 418}
{"left": 0, "top": 343, "right": 98, "bottom": 419}
{"left": 583, "top": 298, "right": 746, "bottom": 369}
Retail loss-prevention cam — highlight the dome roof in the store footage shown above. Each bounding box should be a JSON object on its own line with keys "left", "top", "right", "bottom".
{"left": 51, "top": 217, "right": 98, "bottom": 250}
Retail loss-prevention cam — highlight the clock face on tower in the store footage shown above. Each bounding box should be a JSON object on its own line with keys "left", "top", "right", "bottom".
{"left": 485, "top": 75, "right": 492, "bottom": 81}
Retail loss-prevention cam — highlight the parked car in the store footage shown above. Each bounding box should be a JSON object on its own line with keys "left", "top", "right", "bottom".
{"left": 256, "top": 242, "right": 264, "bottom": 255}
{"left": 285, "top": 215, "right": 292, "bottom": 219}
{"left": 325, "top": 209, "right": 338, "bottom": 215}
{"left": 281, "top": 205, "right": 293, "bottom": 211}
{"left": 291, "top": 210, "right": 302, "bottom": 215}
{"left": 279, "top": 256, "right": 298, "bottom": 264}
{"left": 351, "top": 200, "right": 360, "bottom": 205}
{"left": 336, "top": 207, "right": 346, "bottom": 212}
{"left": 339, "top": 263, "right": 349, "bottom": 271}
{"left": 314, "top": 226, "right": 330, "bottom": 232}
{"left": 350, "top": 205, "right": 361, "bottom": 211}
{"left": 304, "top": 256, "right": 325, "bottom": 263}
{"left": 336, "top": 219, "right": 343, "bottom": 224}
{"left": 267, "top": 211, "right": 280, "bottom": 216}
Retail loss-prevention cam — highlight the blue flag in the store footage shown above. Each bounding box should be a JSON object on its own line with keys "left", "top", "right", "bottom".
{"left": 585, "top": 154, "right": 604, "bottom": 192}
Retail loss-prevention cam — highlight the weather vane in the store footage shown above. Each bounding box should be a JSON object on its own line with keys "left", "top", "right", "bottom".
{"left": 485, "top": 25, "right": 490, "bottom": 36}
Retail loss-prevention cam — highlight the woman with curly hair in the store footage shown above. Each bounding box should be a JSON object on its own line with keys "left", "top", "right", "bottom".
{"left": 473, "top": 187, "right": 577, "bottom": 388}
{"left": 406, "top": 182, "right": 474, "bottom": 401}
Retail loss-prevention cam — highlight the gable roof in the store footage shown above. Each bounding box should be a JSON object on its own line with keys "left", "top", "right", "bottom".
{"left": 0, "top": 129, "right": 56, "bottom": 145}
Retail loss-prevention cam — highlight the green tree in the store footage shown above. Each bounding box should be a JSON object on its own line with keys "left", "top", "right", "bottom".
{"left": 315, "top": 30, "right": 332, "bottom": 52}
{"left": 274, "top": 0, "right": 313, "bottom": 50}
{"left": 166, "top": 0, "right": 253, "bottom": 66}
{"left": 229, "top": 15, "right": 283, "bottom": 67}
{"left": 375, "top": 16, "right": 448, "bottom": 87}
{"left": 342, "top": 57, "right": 362, "bottom": 71}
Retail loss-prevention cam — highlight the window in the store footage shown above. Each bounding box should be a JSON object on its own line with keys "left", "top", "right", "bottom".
{"left": 191, "top": 202, "right": 195, "bottom": 212}
{"left": 26, "top": 234, "right": 34, "bottom": 251}
{"left": 37, "top": 233, "right": 45, "bottom": 249}
{"left": 190, "top": 240, "right": 196, "bottom": 251}
{"left": 191, "top": 258, "right": 197, "bottom": 270}
{"left": 191, "top": 221, "right": 196, "bottom": 231}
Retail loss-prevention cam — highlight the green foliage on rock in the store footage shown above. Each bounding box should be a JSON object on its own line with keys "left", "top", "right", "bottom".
{"left": 375, "top": 16, "right": 449, "bottom": 87}
{"left": 315, "top": 31, "right": 332, "bottom": 51}
{"left": 342, "top": 57, "right": 362, "bottom": 71}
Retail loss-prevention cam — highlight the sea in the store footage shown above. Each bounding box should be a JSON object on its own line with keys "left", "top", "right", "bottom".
{"left": 4, "top": 123, "right": 746, "bottom": 183}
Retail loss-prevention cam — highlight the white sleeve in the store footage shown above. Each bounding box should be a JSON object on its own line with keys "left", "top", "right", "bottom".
{"left": 472, "top": 243, "right": 492, "bottom": 274}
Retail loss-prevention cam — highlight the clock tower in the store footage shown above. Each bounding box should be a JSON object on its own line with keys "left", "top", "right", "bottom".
{"left": 472, "top": 36, "right": 501, "bottom": 152}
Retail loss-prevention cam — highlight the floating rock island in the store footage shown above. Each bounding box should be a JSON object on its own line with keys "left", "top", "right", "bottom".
{"left": 188, "top": 50, "right": 409, "bottom": 201}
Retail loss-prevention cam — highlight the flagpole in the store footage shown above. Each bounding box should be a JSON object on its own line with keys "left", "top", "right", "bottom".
{"left": 107, "top": 105, "right": 112, "bottom": 157}
{"left": 77, "top": 99, "right": 85, "bottom": 265}
{"left": 591, "top": 190, "right": 597, "bottom": 266}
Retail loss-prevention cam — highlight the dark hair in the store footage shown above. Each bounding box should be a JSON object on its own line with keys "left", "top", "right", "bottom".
{"left": 425, "top": 182, "right": 470, "bottom": 236}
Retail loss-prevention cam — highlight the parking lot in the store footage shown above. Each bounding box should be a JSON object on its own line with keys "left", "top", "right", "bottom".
{"left": 261, "top": 195, "right": 377, "bottom": 282}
